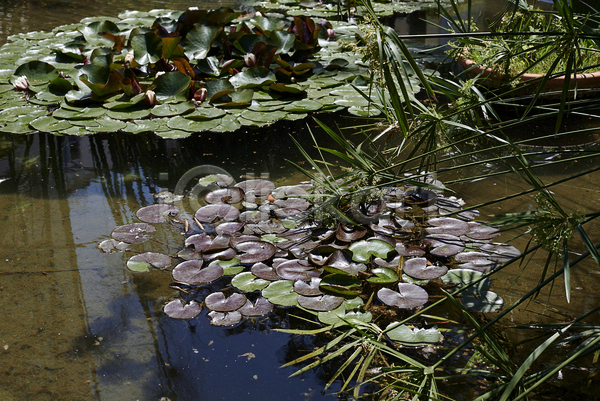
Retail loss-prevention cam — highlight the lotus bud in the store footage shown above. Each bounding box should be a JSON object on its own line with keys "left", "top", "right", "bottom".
{"left": 327, "top": 28, "right": 335, "bottom": 40}
{"left": 194, "top": 87, "right": 207, "bottom": 103}
{"left": 155, "top": 71, "right": 165, "bottom": 79}
{"left": 255, "top": 11, "right": 262, "bottom": 17}
{"left": 124, "top": 53, "right": 134, "bottom": 67}
{"left": 13, "top": 76, "right": 30, "bottom": 91}
{"left": 144, "top": 90, "right": 156, "bottom": 107}
{"left": 244, "top": 53, "right": 256, "bottom": 67}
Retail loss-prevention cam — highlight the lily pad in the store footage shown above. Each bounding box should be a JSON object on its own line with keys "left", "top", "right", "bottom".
{"left": 164, "top": 299, "right": 202, "bottom": 319}
{"left": 234, "top": 240, "right": 277, "bottom": 263}
{"left": 276, "top": 259, "right": 321, "bottom": 281}
{"left": 97, "top": 238, "right": 130, "bottom": 253}
{"left": 208, "top": 310, "right": 243, "bottom": 327}
{"left": 366, "top": 267, "right": 399, "bottom": 284}
{"left": 208, "top": 258, "right": 245, "bottom": 276}
{"left": 377, "top": 283, "right": 429, "bottom": 309}
{"left": 238, "top": 297, "right": 274, "bottom": 317}
{"left": 440, "top": 269, "right": 492, "bottom": 295}
{"left": 172, "top": 260, "right": 224, "bottom": 285}
{"left": 261, "top": 280, "right": 299, "bottom": 307}
{"left": 319, "top": 273, "right": 362, "bottom": 297}
{"left": 403, "top": 257, "right": 448, "bottom": 280}
{"left": 231, "top": 272, "right": 270, "bottom": 292}
{"left": 349, "top": 239, "right": 394, "bottom": 263}
{"left": 205, "top": 292, "right": 247, "bottom": 312}
{"left": 426, "top": 217, "right": 470, "bottom": 236}
{"left": 205, "top": 187, "right": 245, "bottom": 204}
{"left": 195, "top": 203, "right": 240, "bottom": 223}
{"left": 136, "top": 204, "right": 180, "bottom": 223}
{"left": 251, "top": 262, "right": 281, "bottom": 281}
{"left": 298, "top": 294, "right": 344, "bottom": 311}
{"left": 385, "top": 322, "right": 441, "bottom": 346}
{"left": 111, "top": 222, "right": 155, "bottom": 243}
{"left": 127, "top": 252, "right": 171, "bottom": 272}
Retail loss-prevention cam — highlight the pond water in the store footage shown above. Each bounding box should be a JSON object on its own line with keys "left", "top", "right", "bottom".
{"left": 0, "top": 0, "right": 599, "bottom": 400}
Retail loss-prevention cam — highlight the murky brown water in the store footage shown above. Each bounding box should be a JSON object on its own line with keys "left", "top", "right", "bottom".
{"left": 0, "top": 0, "right": 599, "bottom": 399}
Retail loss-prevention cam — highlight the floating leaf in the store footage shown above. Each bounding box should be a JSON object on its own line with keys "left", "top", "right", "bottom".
{"left": 127, "top": 252, "right": 171, "bottom": 272}
{"left": 14, "top": 61, "right": 58, "bottom": 83}
{"left": 238, "top": 297, "right": 274, "bottom": 317}
{"left": 320, "top": 273, "right": 362, "bottom": 297}
{"left": 205, "top": 292, "right": 247, "bottom": 312}
{"left": 172, "top": 260, "right": 224, "bottom": 285}
{"left": 349, "top": 239, "right": 394, "bottom": 263}
{"left": 97, "top": 238, "right": 130, "bottom": 253}
{"left": 298, "top": 294, "right": 344, "bottom": 311}
{"left": 403, "top": 257, "right": 448, "bottom": 280}
{"left": 385, "top": 322, "right": 441, "bottom": 346}
{"left": 208, "top": 310, "right": 242, "bottom": 326}
{"left": 251, "top": 262, "right": 281, "bottom": 281}
{"left": 164, "top": 299, "right": 202, "bottom": 319}
{"left": 426, "top": 217, "right": 469, "bottom": 236}
{"left": 208, "top": 258, "right": 244, "bottom": 276}
{"left": 367, "top": 267, "right": 399, "bottom": 284}
{"left": 377, "top": 283, "right": 429, "bottom": 309}
{"left": 195, "top": 203, "right": 240, "bottom": 223}
{"left": 234, "top": 241, "right": 277, "bottom": 263}
{"left": 231, "top": 272, "right": 270, "bottom": 292}
{"left": 229, "top": 67, "right": 276, "bottom": 89}
{"left": 261, "top": 280, "right": 298, "bottom": 306}
{"left": 276, "top": 259, "right": 321, "bottom": 281}
{"left": 136, "top": 204, "right": 179, "bottom": 223}
{"left": 111, "top": 222, "right": 155, "bottom": 243}
{"left": 205, "top": 187, "right": 245, "bottom": 204}
{"left": 441, "top": 269, "right": 492, "bottom": 295}
{"left": 184, "top": 25, "right": 222, "bottom": 60}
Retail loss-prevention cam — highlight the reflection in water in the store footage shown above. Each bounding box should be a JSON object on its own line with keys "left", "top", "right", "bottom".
{"left": 0, "top": 124, "right": 347, "bottom": 400}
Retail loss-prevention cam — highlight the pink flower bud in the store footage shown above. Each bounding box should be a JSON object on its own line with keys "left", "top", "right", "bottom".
{"left": 327, "top": 28, "right": 335, "bottom": 40}
{"left": 124, "top": 53, "right": 134, "bottom": 67}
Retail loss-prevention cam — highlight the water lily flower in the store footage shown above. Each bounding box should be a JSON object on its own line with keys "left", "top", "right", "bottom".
{"left": 327, "top": 29, "right": 336, "bottom": 40}
{"left": 124, "top": 53, "right": 134, "bottom": 67}
{"left": 194, "top": 88, "right": 207, "bottom": 103}
{"left": 144, "top": 90, "right": 156, "bottom": 107}
{"left": 13, "top": 76, "right": 30, "bottom": 91}
{"left": 255, "top": 11, "right": 262, "bottom": 17}
{"left": 244, "top": 53, "right": 257, "bottom": 67}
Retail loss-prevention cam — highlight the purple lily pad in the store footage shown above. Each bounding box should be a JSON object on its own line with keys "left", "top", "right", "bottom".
{"left": 423, "top": 234, "right": 465, "bottom": 257}
{"left": 377, "top": 283, "right": 429, "bottom": 309}
{"left": 127, "top": 252, "right": 172, "bottom": 272}
{"left": 395, "top": 243, "right": 426, "bottom": 257}
{"left": 273, "top": 198, "right": 311, "bottom": 210}
{"left": 426, "top": 217, "right": 469, "bottom": 236}
{"left": 459, "top": 259, "right": 500, "bottom": 273}
{"left": 208, "top": 310, "right": 242, "bottom": 327}
{"left": 111, "top": 223, "right": 155, "bottom": 244}
{"left": 195, "top": 204, "right": 240, "bottom": 223}
{"left": 164, "top": 299, "right": 202, "bottom": 319}
{"left": 466, "top": 222, "right": 500, "bottom": 240}
{"left": 298, "top": 294, "right": 344, "bottom": 312}
{"left": 234, "top": 179, "right": 275, "bottom": 199}
{"left": 336, "top": 223, "right": 367, "bottom": 242}
{"left": 215, "top": 221, "right": 245, "bottom": 235}
{"left": 202, "top": 247, "right": 237, "bottom": 261}
{"left": 172, "top": 260, "right": 223, "bottom": 285}
{"left": 205, "top": 292, "right": 247, "bottom": 312}
{"left": 185, "top": 233, "right": 212, "bottom": 252}
{"left": 403, "top": 257, "right": 448, "bottom": 280}
{"left": 205, "top": 187, "right": 245, "bottom": 204}
{"left": 234, "top": 241, "right": 277, "bottom": 263}
{"left": 293, "top": 277, "right": 323, "bottom": 296}
{"left": 271, "top": 185, "right": 310, "bottom": 199}
{"left": 480, "top": 243, "right": 521, "bottom": 262}
{"left": 251, "top": 262, "right": 281, "bottom": 281}
{"left": 246, "top": 220, "right": 286, "bottom": 235}
{"left": 239, "top": 210, "right": 270, "bottom": 223}
{"left": 238, "top": 297, "right": 274, "bottom": 317}
{"left": 276, "top": 259, "right": 321, "bottom": 281}
{"left": 454, "top": 252, "right": 491, "bottom": 262}
{"left": 136, "top": 204, "right": 180, "bottom": 223}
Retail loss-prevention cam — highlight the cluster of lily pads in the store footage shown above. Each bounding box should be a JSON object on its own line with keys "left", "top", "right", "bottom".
{"left": 0, "top": 7, "right": 422, "bottom": 138}
{"left": 98, "top": 172, "right": 519, "bottom": 346}
{"left": 239, "top": 0, "right": 448, "bottom": 18}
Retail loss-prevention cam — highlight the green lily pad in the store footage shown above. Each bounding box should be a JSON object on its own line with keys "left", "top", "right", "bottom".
{"left": 131, "top": 31, "right": 163, "bottom": 64}
{"left": 167, "top": 116, "right": 221, "bottom": 132}
{"left": 13, "top": 61, "right": 58, "bottom": 83}
{"left": 231, "top": 272, "right": 271, "bottom": 292}
{"left": 319, "top": 273, "right": 362, "bottom": 297}
{"left": 151, "top": 102, "right": 196, "bottom": 117}
{"left": 317, "top": 302, "right": 372, "bottom": 326}
{"left": 283, "top": 99, "right": 322, "bottom": 112}
{"left": 52, "top": 106, "right": 106, "bottom": 120}
{"left": 441, "top": 269, "right": 492, "bottom": 296}
{"left": 349, "top": 239, "right": 394, "bottom": 263}
{"left": 127, "top": 252, "right": 171, "bottom": 272}
{"left": 385, "top": 322, "right": 441, "bottom": 346}
{"left": 367, "top": 267, "right": 399, "bottom": 284}
{"left": 186, "top": 107, "right": 227, "bottom": 120}
{"left": 241, "top": 109, "right": 288, "bottom": 122}
{"left": 261, "top": 280, "right": 299, "bottom": 307}
{"left": 229, "top": 67, "right": 276, "bottom": 89}
{"left": 153, "top": 72, "right": 191, "bottom": 102}
{"left": 184, "top": 25, "right": 222, "bottom": 60}
{"left": 208, "top": 258, "right": 244, "bottom": 276}
{"left": 29, "top": 116, "right": 72, "bottom": 132}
